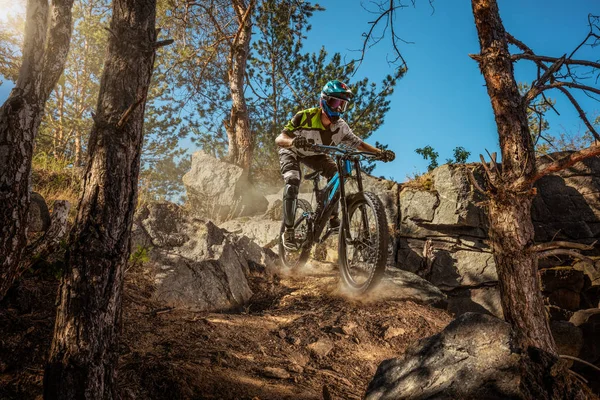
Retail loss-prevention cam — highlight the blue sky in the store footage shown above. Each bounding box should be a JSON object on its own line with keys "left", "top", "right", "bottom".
{"left": 302, "top": 0, "right": 599, "bottom": 180}
{"left": 1, "top": 0, "right": 598, "bottom": 181}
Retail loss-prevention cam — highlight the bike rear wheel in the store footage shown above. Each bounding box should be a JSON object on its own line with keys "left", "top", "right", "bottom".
{"left": 338, "top": 191, "right": 388, "bottom": 294}
{"left": 279, "top": 198, "right": 313, "bottom": 268}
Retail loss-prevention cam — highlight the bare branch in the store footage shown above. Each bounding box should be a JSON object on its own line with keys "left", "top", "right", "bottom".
{"left": 560, "top": 355, "right": 600, "bottom": 373}
{"left": 523, "top": 55, "right": 566, "bottom": 104}
{"left": 555, "top": 86, "right": 600, "bottom": 141}
{"left": 567, "top": 370, "right": 588, "bottom": 385}
{"left": 511, "top": 53, "right": 600, "bottom": 70}
{"left": 507, "top": 32, "right": 600, "bottom": 145}
{"left": 467, "top": 168, "right": 487, "bottom": 194}
{"left": 537, "top": 249, "right": 595, "bottom": 263}
{"left": 354, "top": 1, "right": 409, "bottom": 72}
{"left": 530, "top": 240, "right": 596, "bottom": 253}
{"left": 154, "top": 39, "right": 174, "bottom": 49}
{"left": 117, "top": 97, "right": 146, "bottom": 128}
{"left": 538, "top": 81, "right": 600, "bottom": 97}
{"left": 528, "top": 144, "right": 600, "bottom": 183}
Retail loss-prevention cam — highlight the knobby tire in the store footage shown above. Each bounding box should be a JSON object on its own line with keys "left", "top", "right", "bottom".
{"left": 338, "top": 191, "right": 388, "bottom": 294}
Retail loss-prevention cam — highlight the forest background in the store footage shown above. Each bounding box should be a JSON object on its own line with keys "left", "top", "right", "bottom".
{"left": 0, "top": 0, "right": 597, "bottom": 201}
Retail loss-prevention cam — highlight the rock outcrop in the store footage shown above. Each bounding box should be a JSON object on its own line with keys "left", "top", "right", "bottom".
{"left": 133, "top": 202, "right": 277, "bottom": 312}
{"left": 183, "top": 151, "right": 268, "bottom": 223}
{"left": 397, "top": 156, "right": 600, "bottom": 318}
{"left": 365, "top": 313, "right": 590, "bottom": 400}
{"left": 397, "top": 164, "right": 500, "bottom": 317}
{"left": 533, "top": 153, "right": 600, "bottom": 243}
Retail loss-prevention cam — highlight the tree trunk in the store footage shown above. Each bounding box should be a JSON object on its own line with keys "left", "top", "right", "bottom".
{"left": 44, "top": 0, "right": 158, "bottom": 398}
{"left": 471, "top": 0, "right": 556, "bottom": 354}
{"left": 226, "top": 0, "right": 254, "bottom": 169}
{"left": 0, "top": 0, "right": 74, "bottom": 300}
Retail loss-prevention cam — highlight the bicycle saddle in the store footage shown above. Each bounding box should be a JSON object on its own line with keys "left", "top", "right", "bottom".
{"left": 304, "top": 170, "right": 322, "bottom": 181}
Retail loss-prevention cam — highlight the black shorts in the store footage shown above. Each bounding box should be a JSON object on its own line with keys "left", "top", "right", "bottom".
{"left": 279, "top": 149, "right": 337, "bottom": 186}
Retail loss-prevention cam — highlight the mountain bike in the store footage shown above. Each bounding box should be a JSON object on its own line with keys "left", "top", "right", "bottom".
{"left": 278, "top": 144, "right": 389, "bottom": 294}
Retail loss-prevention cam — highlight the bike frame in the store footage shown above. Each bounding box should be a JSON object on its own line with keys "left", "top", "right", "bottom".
{"left": 300, "top": 145, "right": 373, "bottom": 246}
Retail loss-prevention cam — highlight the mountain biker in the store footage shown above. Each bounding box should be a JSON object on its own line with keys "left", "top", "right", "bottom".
{"left": 275, "top": 79, "right": 395, "bottom": 251}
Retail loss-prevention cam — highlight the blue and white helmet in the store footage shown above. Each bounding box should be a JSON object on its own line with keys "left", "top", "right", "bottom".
{"left": 320, "top": 80, "right": 354, "bottom": 120}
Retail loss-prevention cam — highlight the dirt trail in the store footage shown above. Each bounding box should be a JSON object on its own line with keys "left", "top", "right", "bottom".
{"left": 0, "top": 262, "right": 452, "bottom": 400}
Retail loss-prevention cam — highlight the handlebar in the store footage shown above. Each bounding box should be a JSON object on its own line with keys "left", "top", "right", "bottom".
{"left": 307, "top": 144, "right": 380, "bottom": 160}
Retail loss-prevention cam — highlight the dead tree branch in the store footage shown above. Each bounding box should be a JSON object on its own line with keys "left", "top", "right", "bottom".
{"left": 529, "top": 144, "right": 600, "bottom": 183}
{"left": 537, "top": 249, "right": 595, "bottom": 264}
{"left": 560, "top": 355, "right": 600, "bottom": 373}
{"left": 355, "top": 0, "right": 411, "bottom": 71}
{"left": 467, "top": 168, "right": 487, "bottom": 194}
{"left": 554, "top": 86, "right": 600, "bottom": 141}
{"left": 530, "top": 240, "right": 596, "bottom": 253}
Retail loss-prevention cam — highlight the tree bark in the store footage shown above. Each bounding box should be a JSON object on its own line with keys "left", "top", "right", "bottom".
{"left": 43, "top": 0, "right": 158, "bottom": 398}
{"left": 226, "top": 0, "right": 254, "bottom": 169}
{"left": 0, "top": 0, "right": 75, "bottom": 300}
{"left": 471, "top": 0, "right": 557, "bottom": 354}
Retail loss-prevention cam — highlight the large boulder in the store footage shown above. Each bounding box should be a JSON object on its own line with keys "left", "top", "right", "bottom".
{"left": 570, "top": 308, "right": 600, "bottom": 364}
{"left": 133, "top": 202, "right": 276, "bottom": 312}
{"left": 380, "top": 269, "right": 447, "bottom": 308}
{"left": 28, "top": 192, "right": 51, "bottom": 233}
{"left": 399, "top": 164, "right": 488, "bottom": 239}
{"left": 183, "top": 151, "right": 268, "bottom": 222}
{"left": 532, "top": 153, "right": 600, "bottom": 243}
{"left": 362, "top": 174, "right": 400, "bottom": 232}
{"left": 220, "top": 216, "right": 281, "bottom": 249}
{"left": 365, "top": 313, "right": 520, "bottom": 399}
{"left": 365, "top": 313, "right": 589, "bottom": 400}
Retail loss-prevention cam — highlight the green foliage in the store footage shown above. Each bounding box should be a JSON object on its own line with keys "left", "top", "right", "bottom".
{"left": 174, "top": 0, "right": 403, "bottom": 185}
{"left": 0, "top": 11, "right": 24, "bottom": 85}
{"left": 416, "top": 145, "right": 470, "bottom": 173}
{"left": 446, "top": 146, "right": 470, "bottom": 165}
{"left": 129, "top": 245, "right": 151, "bottom": 267}
{"left": 33, "top": 0, "right": 189, "bottom": 200}
{"left": 415, "top": 145, "right": 439, "bottom": 172}
{"left": 31, "top": 152, "right": 81, "bottom": 221}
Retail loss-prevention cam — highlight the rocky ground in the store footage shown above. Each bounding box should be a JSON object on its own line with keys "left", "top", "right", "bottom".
{"left": 0, "top": 260, "right": 451, "bottom": 400}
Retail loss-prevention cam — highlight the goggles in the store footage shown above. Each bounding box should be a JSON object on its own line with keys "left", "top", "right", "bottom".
{"left": 322, "top": 94, "right": 349, "bottom": 113}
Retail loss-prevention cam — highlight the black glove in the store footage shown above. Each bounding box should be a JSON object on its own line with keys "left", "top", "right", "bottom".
{"left": 379, "top": 149, "right": 395, "bottom": 162}
{"left": 292, "top": 136, "right": 310, "bottom": 150}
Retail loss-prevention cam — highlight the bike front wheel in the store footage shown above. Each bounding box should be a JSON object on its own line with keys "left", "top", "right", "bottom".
{"left": 279, "top": 198, "right": 313, "bottom": 269}
{"left": 338, "top": 191, "right": 388, "bottom": 294}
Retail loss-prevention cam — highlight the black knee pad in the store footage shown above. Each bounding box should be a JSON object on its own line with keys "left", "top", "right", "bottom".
{"left": 283, "top": 183, "right": 299, "bottom": 199}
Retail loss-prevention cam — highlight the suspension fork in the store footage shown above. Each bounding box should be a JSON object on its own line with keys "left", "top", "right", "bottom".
{"left": 353, "top": 159, "right": 371, "bottom": 237}
{"left": 337, "top": 156, "right": 351, "bottom": 239}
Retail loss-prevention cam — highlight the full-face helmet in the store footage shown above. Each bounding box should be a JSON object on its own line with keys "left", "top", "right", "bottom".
{"left": 320, "top": 80, "right": 354, "bottom": 121}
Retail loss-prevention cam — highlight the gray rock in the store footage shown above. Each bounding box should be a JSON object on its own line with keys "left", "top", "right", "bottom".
{"left": 380, "top": 269, "right": 447, "bottom": 308}
{"left": 28, "top": 192, "right": 50, "bottom": 233}
{"left": 262, "top": 367, "right": 291, "bottom": 379}
{"left": 532, "top": 153, "right": 600, "bottom": 243}
{"left": 447, "top": 285, "right": 503, "bottom": 318}
{"left": 570, "top": 308, "right": 600, "bottom": 363}
{"left": 133, "top": 202, "right": 276, "bottom": 312}
{"left": 362, "top": 174, "right": 400, "bottom": 231}
{"left": 307, "top": 338, "right": 334, "bottom": 358}
{"left": 182, "top": 151, "right": 268, "bottom": 222}
{"left": 429, "top": 248, "right": 496, "bottom": 290}
{"left": 573, "top": 259, "right": 600, "bottom": 288}
{"left": 399, "top": 165, "right": 487, "bottom": 235}
{"left": 550, "top": 320, "right": 583, "bottom": 359}
{"left": 220, "top": 217, "right": 281, "bottom": 248}
{"left": 365, "top": 313, "right": 522, "bottom": 400}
